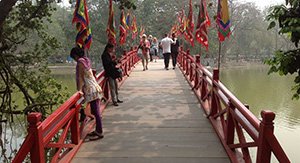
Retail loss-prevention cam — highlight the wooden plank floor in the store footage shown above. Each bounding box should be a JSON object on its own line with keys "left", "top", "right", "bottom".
{"left": 72, "top": 59, "right": 230, "bottom": 163}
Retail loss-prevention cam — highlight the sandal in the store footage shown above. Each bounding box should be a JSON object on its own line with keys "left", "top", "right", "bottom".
{"left": 88, "top": 131, "right": 104, "bottom": 140}
{"left": 87, "top": 131, "right": 103, "bottom": 136}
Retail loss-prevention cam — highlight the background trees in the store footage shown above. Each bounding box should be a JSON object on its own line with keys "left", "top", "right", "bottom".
{"left": 265, "top": 0, "right": 300, "bottom": 99}
{"left": 0, "top": 0, "right": 70, "bottom": 122}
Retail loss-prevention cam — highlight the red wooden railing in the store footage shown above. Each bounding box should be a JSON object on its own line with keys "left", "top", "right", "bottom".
{"left": 178, "top": 48, "right": 290, "bottom": 163}
{"left": 12, "top": 48, "right": 139, "bottom": 163}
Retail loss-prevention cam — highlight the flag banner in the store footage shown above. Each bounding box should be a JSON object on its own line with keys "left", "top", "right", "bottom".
{"left": 119, "top": 9, "right": 127, "bottom": 45}
{"left": 107, "top": 0, "right": 116, "bottom": 45}
{"left": 186, "top": 0, "right": 194, "bottom": 33}
{"left": 72, "top": 0, "right": 89, "bottom": 28}
{"left": 184, "top": 31, "right": 194, "bottom": 47}
{"left": 217, "top": 0, "right": 231, "bottom": 42}
{"left": 178, "top": 10, "right": 186, "bottom": 36}
{"left": 170, "top": 24, "right": 178, "bottom": 35}
{"left": 126, "top": 13, "right": 131, "bottom": 30}
{"left": 195, "top": 0, "right": 210, "bottom": 50}
{"left": 185, "top": 0, "right": 195, "bottom": 46}
{"left": 72, "top": 0, "right": 92, "bottom": 49}
{"left": 131, "top": 16, "right": 138, "bottom": 39}
{"left": 76, "top": 27, "right": 92, "bottom": 49}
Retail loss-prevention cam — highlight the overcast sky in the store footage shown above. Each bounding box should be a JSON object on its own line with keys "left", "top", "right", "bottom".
{"left": 237, "top": 0, "right": 285, "bottom": 9}
{"left": 59, "top": 0, "right": 285, "bottom": 10}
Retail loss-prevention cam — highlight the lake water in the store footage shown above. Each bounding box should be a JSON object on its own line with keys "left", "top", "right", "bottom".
{"left": 220, "top": 65, "right": 300, "bottom": 162}
{"left": 1, "top": 66, "right": 299, "bottom": 162}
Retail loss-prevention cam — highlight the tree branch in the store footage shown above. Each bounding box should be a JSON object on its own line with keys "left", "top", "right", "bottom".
{"left": 0, "top": 54, "right": 34, "bottom": 106}
{"left": 0, "top": 0, "right": 18, "bottom": 28}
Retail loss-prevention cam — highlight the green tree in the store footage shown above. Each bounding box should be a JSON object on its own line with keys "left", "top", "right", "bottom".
{"left": 265, "top": 0, "right": 300, "bottom": 99}
{"left": 0, "top": 0, "right": 69, "bottom": 121}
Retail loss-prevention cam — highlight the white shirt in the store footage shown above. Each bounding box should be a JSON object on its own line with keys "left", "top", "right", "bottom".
{"left": 161, "top": 37, "right": 175, "bottom": 54}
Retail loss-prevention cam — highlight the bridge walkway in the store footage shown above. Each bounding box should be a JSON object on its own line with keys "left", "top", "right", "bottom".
{"left": 72, "top": 59, "right": 230, "bottom": 163}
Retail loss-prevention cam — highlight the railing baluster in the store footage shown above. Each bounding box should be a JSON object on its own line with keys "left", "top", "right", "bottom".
{"left": 194, "top": 55, "right": 200, "bottom": 90}
{"left": 226, "top": 102, "right": 235, "bottom": 148}
{"left": 210, "top": 69, "right": 219, "bottom": 116}
{"left": 256, "top": 110, "right": 275, "bottom": 163}
{"left": 70, "top": 105, "right": 80, "bottom": 145}
{"left": 28, "top": 113, "right": 45, "bottom": 163}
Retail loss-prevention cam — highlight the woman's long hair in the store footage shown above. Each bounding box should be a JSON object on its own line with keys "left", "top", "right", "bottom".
{"left": 70, "top": 47, "right": 84, "bottom": 59}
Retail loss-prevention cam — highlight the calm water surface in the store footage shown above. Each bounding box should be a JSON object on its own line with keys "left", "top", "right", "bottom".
{"left": 220, "top": 65, "right": 300, "bottom": 162}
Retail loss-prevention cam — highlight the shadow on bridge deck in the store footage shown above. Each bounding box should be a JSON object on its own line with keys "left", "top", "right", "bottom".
{"left": 72, "top": 59, "right": 230, "bottom": 163}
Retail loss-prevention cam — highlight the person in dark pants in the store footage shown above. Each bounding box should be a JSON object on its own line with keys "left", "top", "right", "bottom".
{"left": 160, "top": 34, "right": 175, "bottom": 70}
{"left": 171, "top": 33, "right": 180, "bottom": 69}
{"left": 70, "top": 47, "right": 104, "bottom": 140}
{"left": 101, "top": 43, "right": 123, "bottom": 106}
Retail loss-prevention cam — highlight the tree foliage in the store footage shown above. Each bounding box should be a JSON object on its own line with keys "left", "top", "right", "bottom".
{"left": 265, "top": 0, "right": 300, "bottom": 99}
{"left": 0, "top": 0, "right": 69, "bottom": 121}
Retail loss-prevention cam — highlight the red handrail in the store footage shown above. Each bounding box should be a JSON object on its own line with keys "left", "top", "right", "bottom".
{"left": 177, "top": 48, "right": 290, "bottom": 163}
{"left": 12, "top": 49, "right": 140, "bottom": 163}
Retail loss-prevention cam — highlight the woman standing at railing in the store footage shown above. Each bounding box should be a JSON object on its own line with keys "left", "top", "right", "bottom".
{"left": 70, "top": 47, "right": 104, "bottom": 140}
{"left": 101, "top": 43, "right": 123, "bottom": 106}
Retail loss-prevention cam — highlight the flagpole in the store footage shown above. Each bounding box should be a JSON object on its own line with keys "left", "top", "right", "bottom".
{"left": 218, "top": 41, "right": 221, "bottom": 70}
{"left": 199, "top": 44, "right": 202, "bottom": 60}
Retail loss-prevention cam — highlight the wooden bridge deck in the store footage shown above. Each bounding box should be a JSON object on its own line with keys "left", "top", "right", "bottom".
{"left": 72, "top": 59, "right": 230, "bottom": 163}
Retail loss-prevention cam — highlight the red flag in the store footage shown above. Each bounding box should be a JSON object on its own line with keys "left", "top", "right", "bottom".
{"left": 186, "top": 0, "right": 194, "bottom": 33}
{"left": 170, "top": 24, "right": 178, "bottom": 35}
{"left": 178, "top": 10, "right": 186, "bottom": 36}
{"left": 131, "top": 16, "right": 138, "bottom": 39}
{"left": 184, "top": 31, "right": 194, "bottom": 47}
{"left": 119, "top": 9, "right": 127, "bottom": 45}
{"left": 185, "top": 0, "right": 195, "bottom": 46}
{"left": 106, "top": 0, "right": 116, "bottom": 45}
{"left": 72, "top": 0, "right": 92, "bottom": 49}
{"left": 195, "top": 0, "right": 210, "bottom": 50}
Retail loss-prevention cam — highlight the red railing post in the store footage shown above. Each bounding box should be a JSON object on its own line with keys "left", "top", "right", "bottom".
{"left": 180, "top": 47, "right": 184, "bottom": 68}
{"left": 200, "top": 74, "right": 207, "bottom": 101}
{"left": 27, "top": 113, "right": 45, "bottom": 163}
{"left": 103, "top": 78, "right": 110, "bottom": 100}
{"left": 70, "top": 105, "right": 80, "bottom": 144}
{"left": 256, "top": 110, "right": 275, "bottom": 163}
{"left": 226, "top": 102, "right": 235, "bottom": 148}
{"left": 183, "top": 49, "right": 187, "bottom": 72}
{"left": 194, "top": 55, "right": 200, "bottom": 88}
{"left": 210, "top": 69, "right": 219, "bottom": 116}
{"left": 189, "top": 56, "right": 193, "bottom": 81}
{"left": 185, "top": 50, "right": 190, "bottom": 75}
{"left": 178, "top": 47, "right": 182, "bottom": 67}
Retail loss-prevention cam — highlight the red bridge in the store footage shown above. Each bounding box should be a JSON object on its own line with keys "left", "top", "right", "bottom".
{"left": 12, "top": 48, "right": 290, "bottom": 163}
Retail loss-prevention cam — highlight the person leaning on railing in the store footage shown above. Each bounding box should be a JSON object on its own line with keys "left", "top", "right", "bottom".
{"left": 70, "top": 47, "right": 104, "bottom": 140}
{"left": 101, "top": 43, "right": 123, "bottom": 106}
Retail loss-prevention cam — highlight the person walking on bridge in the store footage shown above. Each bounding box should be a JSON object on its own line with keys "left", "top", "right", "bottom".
{"left": 139, "top": 34, "right": 150, "bottom": 71}
{"left": 171, "top": 33, "right": 180, "bottom": 69}
{"left": 161, "top": 34, "right": 175, "bottom": 70}
{"left": 70, "top": 47, "right": 104, "bottom": 140}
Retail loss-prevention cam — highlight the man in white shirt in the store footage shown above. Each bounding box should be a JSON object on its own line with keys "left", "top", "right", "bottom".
{"left": 160, "top": 34, "right": 175, "bottom": 70}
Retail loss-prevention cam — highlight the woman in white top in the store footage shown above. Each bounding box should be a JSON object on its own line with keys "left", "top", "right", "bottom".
{"left": 152, "top": 37, "right": 159, "bottom": 62}
{"left": 70, "top": 47, "right": 104, "bottom": 140}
